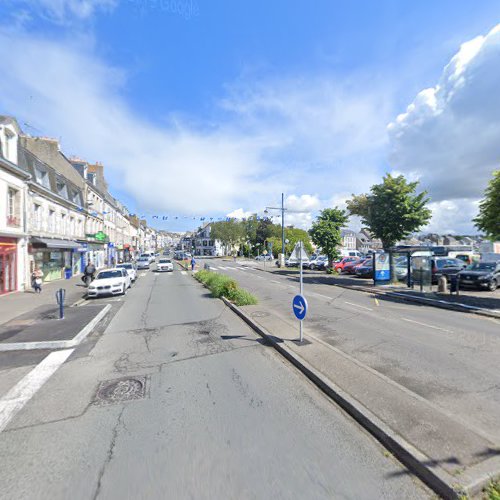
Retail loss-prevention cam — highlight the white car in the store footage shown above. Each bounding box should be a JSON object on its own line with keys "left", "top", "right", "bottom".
{"left": 136, "top": 257, "right": 150, "bottom": 270}
{"left": 156, "top": 258, "right": 173, "bottom": 272}
{"left": 116, "top": 263, "right": 137, "bottom": 282}
{"left": 87, "top": 268, "right": 131, "bottom": 298}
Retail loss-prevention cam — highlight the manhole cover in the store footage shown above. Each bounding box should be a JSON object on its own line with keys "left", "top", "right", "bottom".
{"left": 94, "top": 376, "right": 148, "bottom": 405}
{"left": 251, "top": 311, "right": 270, "bottom": 318}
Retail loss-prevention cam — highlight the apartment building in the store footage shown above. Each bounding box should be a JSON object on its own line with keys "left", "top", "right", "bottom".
{"left": 0, "top": 117, "right": 30, "bottom": 293}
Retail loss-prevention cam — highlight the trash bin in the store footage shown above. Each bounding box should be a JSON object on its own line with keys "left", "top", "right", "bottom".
{"left": 64, "top": 268, "right": 72, "bottom": 279}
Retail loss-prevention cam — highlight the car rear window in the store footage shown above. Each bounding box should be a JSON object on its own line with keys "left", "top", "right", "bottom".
{"left": 97, "top": 271, "right": 122, "bottom": 279}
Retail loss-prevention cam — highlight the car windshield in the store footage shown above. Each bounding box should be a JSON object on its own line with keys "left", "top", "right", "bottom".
{"left": 159, "top": 259, "right": 171, "bottom": 263}
{"left": 117, "top": 264, "right": 132, "bottom": 269}
{"left": 467, "top": 262, "right": 495, "bottom": 271}
{"left": 97, "top": 271, "right": 122, "bottom": 279}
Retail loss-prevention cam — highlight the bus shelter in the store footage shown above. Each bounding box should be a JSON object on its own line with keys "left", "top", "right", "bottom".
{"left": 386, "top": 245, "right": 434, "bottom": 292}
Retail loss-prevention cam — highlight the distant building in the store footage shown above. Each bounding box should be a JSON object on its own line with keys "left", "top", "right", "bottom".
{"left": 194, "top": 224, "right": 224, "bottom": 256}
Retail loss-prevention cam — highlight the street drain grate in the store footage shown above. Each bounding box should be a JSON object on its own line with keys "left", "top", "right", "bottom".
{"left": 94, "top": 376, "right": 148, "bottom": 405}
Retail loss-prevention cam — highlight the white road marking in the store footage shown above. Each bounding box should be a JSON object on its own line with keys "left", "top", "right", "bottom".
{"left": 0, "top": 349, "right": 74, "bottom": 433}
{"left": 310, "top": 292, "right": 333, "bottom": 300}
{"left": 139, "top": 272, "right": 147, "bottom": 277}
{"left": 344, "top": 301, "right": 373, "bottom": 311}
{"left": 181, "top": 271, "right": 187, "bottom": 276}
{"left": 401, "top": 317, "right": 453, "bottom": 333}
{"left": 271, "top": 280, "right": 281, "bottom": 284}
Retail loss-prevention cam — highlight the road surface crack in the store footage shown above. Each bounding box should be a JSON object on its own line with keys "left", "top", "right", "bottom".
{"left": 93, "top": 407, "right": 126, "bottom": 500}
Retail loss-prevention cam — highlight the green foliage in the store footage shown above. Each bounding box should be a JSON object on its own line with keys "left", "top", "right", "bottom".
{"left": 195, "top": 270, "right": 258, "bottom": 306}
{"left": 485, "top": 480, "right": 500, "bottom": 500}
{"left": 309, "top": 208, "right": 349, "bottom": 263}
{"left": 347, "top": 174, "right": 432, "bottom": 250}
{"left": 210, "top": 220, "right": 245, "bottom": 251}
{"left": 474, "top": 170, "right": 500, "bottom": 241}
{"left": 268, "top": 227, "right": 313, "bottom": 255}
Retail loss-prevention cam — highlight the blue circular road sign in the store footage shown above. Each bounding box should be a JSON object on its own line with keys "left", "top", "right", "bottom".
{"left": 292, "top": 294, "right": 308, "bottom": 321}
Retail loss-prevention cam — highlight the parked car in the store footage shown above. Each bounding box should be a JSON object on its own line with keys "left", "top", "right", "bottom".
{"left": 255, "top": 255, "right": 273, "bottom": 261}
{"left": 457, "top": 261, "right": 500, "bottom": 291}
{"left": 140, "top": 252, "right": 156, "bottom": 263}
{"left": 309, "top": 255, "right": 327, "bottom": 270}
{"left": 431, "top": 257, "right": 467, "bottom": 284}
{"left": 87, "top": 268, "right": 131, "bottom": 298}
{"left": 116, "top": 262, "right": 137, "bottom": 282}
{"left": 156, "top": 258, "right": 174, "bottom": 272}
{"left": 343, "top": 257, "right": 370, "bottom": 274}
{"left": 355, "top": 261, "right": 373, "bottom": 278}
{"left": 334, "top": 257, "right": 358, "bottom": 272}
{"left": 136, "top": 257, "right": 150, "bottom": 270}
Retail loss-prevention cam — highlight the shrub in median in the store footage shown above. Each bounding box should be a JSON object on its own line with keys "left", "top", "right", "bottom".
{"left": 195, "top": 270, "right": 258, "bottom": 306}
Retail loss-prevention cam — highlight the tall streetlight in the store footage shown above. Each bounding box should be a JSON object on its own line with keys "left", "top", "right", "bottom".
{"left": 265, "top": 193, "right": 287, "bottom": 260}
{"left": 264, "top": 193, "right": 309, "bottom": 265}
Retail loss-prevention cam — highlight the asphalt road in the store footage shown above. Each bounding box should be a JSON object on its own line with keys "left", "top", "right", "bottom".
{"left": 208, "top": 260, "right": 500, "bottom": 441}
{"left": 0, "top": 265, "right": 430, "bottom": 499}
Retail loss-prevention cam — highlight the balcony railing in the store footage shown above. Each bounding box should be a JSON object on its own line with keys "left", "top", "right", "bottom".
{"left": 6, "top": 215, "right": 21, "bottom": 228}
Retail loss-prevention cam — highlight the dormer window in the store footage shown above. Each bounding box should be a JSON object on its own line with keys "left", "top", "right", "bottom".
{"left": 35, "top": 166, "right": 50, "bottom": 189}
{"left": 56, "top": 177, "right": 68, "bottom": 199}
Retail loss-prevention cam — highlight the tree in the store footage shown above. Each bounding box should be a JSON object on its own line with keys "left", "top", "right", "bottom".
{"left": 309, "top": 208, "right": 349, "bottom": 264}
{"left": 474, "top": 170, "right": 500, "bottom": 240}
{"left": 346, "top": 174, "right": 432, "bottom": 250}
{"left": 210, "top": 220, "right": 245, "bottom": 255}
{"left": 268, "top": 227, "right": 313, "bottom": 256}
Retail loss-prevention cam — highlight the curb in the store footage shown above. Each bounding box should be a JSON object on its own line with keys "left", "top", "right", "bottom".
{"left": 221, "top": 296, "right": 473, "bottom": 500}
{"left": 252, "top": 266, "right": 500, "bottom": 319}
{"left": 0, "top": 304, "right": 111, "bottom": 352}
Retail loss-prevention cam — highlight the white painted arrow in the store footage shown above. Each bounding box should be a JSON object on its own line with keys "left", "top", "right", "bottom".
{"left": 294, "top": 301, "right": 305, "bottom": 314}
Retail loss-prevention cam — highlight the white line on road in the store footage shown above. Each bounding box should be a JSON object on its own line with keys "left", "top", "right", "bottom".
{"left": 139, "top": 272, "right": 147, "bottom": 277}
{"left": 344, "top": 301, "right": 373, "bottom": 311}
{"left": 401, "top": 317, "right": 453, "bottom": 333}
{"left": 271, "top": 280, "right": 281, "bottom": 284}
{"left": 310, "top": 292, "right": 333, "bottom": 300}
{"left": 0, "top": 349, "right": 74, "bottom": 433}
{"left": 181, "top": 271, "right": 187, "bottom": 275}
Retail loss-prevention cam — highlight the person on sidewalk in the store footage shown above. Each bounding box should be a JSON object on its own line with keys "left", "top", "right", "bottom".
{"left": 82, "top": 261, "right": 96, "bottom": 285}
{"left": 31, "top": 267, "right": 43, "bottom": 293}
{"left": 191, "top": 257, "right": 196, "bottom": 271}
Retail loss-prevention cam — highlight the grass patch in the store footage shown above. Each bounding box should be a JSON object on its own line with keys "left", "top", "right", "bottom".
{"left": 485, "top": 480, "right": 500, "bottom": 500}
{"left": 195, "top": 270, "right": 258, "bottom": 306}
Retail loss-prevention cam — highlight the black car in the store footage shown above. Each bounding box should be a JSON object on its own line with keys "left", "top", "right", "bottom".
{"left": 457, "top": 261, "right": 500, "bottom": 291}
{"left": 355, "top": 262, "right": 373, "bottom": 278}
{"left": 431, "top": 257, "right": 467, "bottom": 284}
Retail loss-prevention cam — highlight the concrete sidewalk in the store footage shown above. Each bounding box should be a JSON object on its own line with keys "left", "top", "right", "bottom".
{"left": 0, "top": 275, "right": 87, "bottom": 327}
{"left": 242, "top": 259, "right": 500, "bottom": 319}
{"left": 223, "top": 297, "right": 500, "bottom": 499}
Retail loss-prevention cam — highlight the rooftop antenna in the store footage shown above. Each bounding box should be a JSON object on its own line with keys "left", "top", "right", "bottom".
{"left": 23, "top": 122, "right": 42, "bottom": 136}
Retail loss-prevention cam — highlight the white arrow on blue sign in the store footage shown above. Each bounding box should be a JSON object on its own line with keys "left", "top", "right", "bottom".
{"left": 292, "top": 294, "right": 308, "bottom": 321}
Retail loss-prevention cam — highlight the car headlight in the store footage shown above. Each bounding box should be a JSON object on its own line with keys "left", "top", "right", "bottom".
{"left": 89, "top": 286, "right": 96, "bottom": 290}
{"left": 479, "top": 274, "right": 492, "bottom": 280}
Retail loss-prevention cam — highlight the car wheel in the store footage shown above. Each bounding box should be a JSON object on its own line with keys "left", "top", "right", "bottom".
{"left": 488, "top": 279, "right": 497, "bottom": 291}
{"left": 122, "top": 285, "right": 127, "bottom": 295}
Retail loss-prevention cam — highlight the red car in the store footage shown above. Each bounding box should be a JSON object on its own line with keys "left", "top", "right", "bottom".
{"left": 344, "top": 258, "right": 371, "bottom": 274}
{"left": 334, "top": 257, "right": 358, "bottom": 271}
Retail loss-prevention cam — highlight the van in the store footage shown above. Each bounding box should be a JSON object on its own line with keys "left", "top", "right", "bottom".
{"left": 140, "top": 252, "right": 156, "bottom": 263}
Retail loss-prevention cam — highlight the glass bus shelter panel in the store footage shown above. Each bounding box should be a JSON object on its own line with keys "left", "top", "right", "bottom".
{"left": 390, "top": 252, "right": 410, "bottom": 286}
{"left": 410, "top": 251, "right": 433, "bottom": 292}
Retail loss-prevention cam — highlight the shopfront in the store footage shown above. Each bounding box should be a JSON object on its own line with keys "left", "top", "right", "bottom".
{"left": 30, "top": 238, "right": 81, "bottom": 282}
{"left": 0, "top": 237, "right": 17, "bottom": 295}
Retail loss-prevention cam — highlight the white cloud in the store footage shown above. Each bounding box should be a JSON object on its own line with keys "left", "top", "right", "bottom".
{"left": 9, "top": 0, "right": 117, "bottom": 23}
{"left": 226, "top": 208, "right": 254, "bottom": 220}
{"left": 388, "top": 24, "right": 500, "bottom": 204}
{"left": 423, "top": 199, "right": 480, "bottom": 235}
{"left": 0, "top": 24, "right": 391, "bottom": 218}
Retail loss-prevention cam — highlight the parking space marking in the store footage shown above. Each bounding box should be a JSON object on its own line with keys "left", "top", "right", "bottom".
{"left": 401, "top": 317, "right": 453, "bottom": 333}
{"left": 0, "top": 349, "right": 74, "bottom": 433}
{"left": 344, "top": 301, "right": 373, "bottom": 311}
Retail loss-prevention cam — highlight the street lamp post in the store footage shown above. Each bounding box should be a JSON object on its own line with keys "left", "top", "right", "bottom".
{"left": 265, "top": 193, "right": 287, "bottom": 264}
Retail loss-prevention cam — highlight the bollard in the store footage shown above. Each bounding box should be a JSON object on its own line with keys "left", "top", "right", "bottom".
{"left": 437, "top": 275, "right": 447, "bottom": 293}
{"left": 55, "top": 288, "right": 66, "bottom": 320}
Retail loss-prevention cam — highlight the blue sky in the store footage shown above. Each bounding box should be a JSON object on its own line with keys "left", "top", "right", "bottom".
{"left": 1, "top": 0, "right": 500, "bottom": 233}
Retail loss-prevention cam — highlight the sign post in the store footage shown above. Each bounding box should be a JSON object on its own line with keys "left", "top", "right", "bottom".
{"left": 291, "top": 241, "right": 309, "bottom": 342}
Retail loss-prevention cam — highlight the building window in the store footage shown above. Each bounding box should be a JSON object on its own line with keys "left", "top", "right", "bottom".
{"left": 71, "top": 189, "right": 82, "bottom": 206}
{"left": 33, "top": 203, "right": 42, "bottom": 230}
{"left": 56, "top": 178, "right": 68, "bottom": 199}
{"left": 7, "top": 187, "right": 20, "bottom": 227}
{"left": 61, "top": 213, "right": 67, "bottom": 235}
{"left": 35, "top": 166, "right": 50, "bottom": 189}
{"left": 48, "top": 209, "right": 55, "bottom": 233}
{"left": 69, "top": 216, "right": 75, "bottom": 235}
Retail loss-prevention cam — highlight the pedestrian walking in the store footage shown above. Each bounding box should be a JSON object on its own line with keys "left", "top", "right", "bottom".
{"left": 32, "top": 267, "right": 43, "bottom": 293}
{"left": 82, "top": 260, "right": 96, "bottom": 286}
{"left": 191, "top": 257, "right": 196, "bottom": 271}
